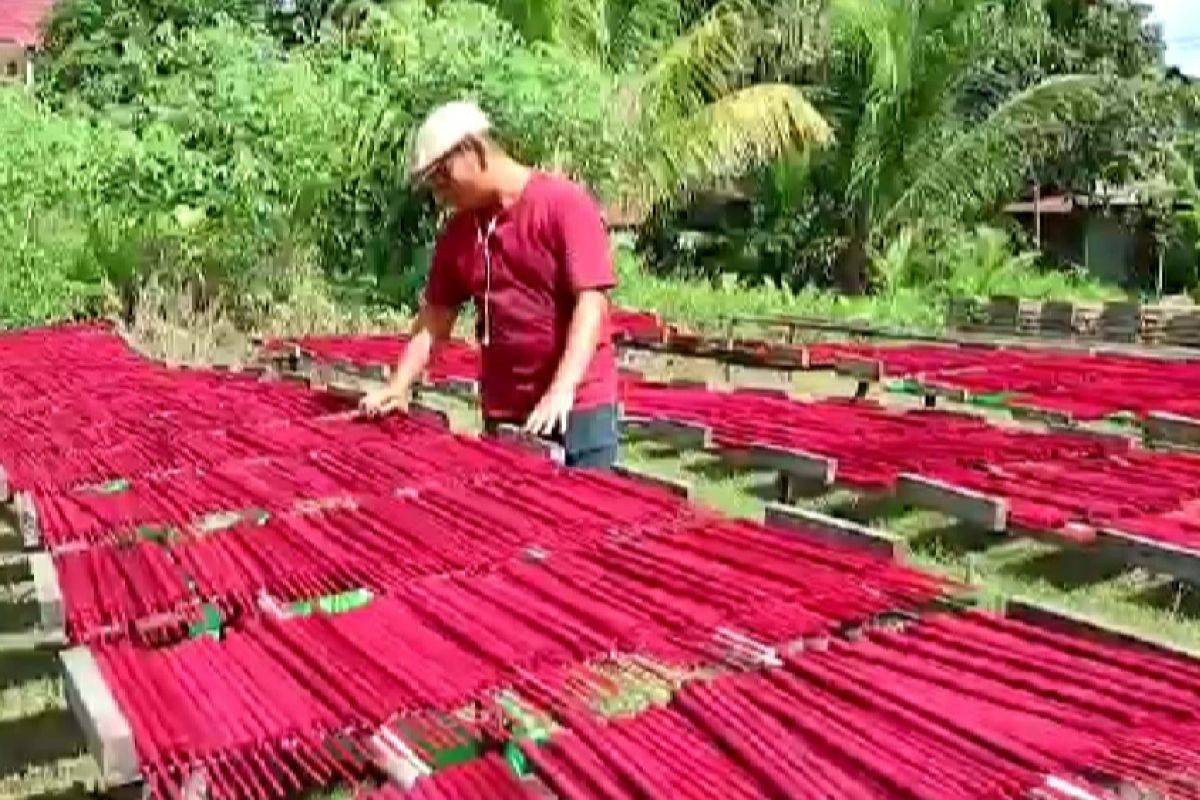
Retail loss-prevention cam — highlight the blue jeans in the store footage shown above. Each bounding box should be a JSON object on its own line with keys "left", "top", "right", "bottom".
{"left": 486, "top": 403, "right": 619, "bottom": 469}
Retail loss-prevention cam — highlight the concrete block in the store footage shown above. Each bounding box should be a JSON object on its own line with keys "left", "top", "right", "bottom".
{"left": 744, "top": 446, "right": 836, "bottom": 486}
{"left": 15, "top": 491, "right": 40, "bottom": 549}
{"left": 61, "top": 647, "right": 140, "bottom": 788}
{"left": 1005, "top": 597, "right": 1200, "bottom": 661}
{"left": 765, "top": 503, "right": 904, "bottom": 561}
{"left": 30, "top": 553, "right": 64, "bottom": 638}
{"left": 1144, "top": 412, "right": 1200, "bottom": 450}
{"left": 1094, "top": 528, "right": 1200, "bottom": 586}
{"left": 896, "top": 474, "right": 1008, "bottom": 532}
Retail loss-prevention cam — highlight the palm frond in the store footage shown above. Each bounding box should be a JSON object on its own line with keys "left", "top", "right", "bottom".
{"left": 629, "top": 83, "right": 832, "bottom": 208}
{"left": 489, "top": 0, "right": 567, "bottom": 43}
{"left": 607, "top": 0, "right": 686, "bottom": 69}
{"left": 884, "top": 74, "right": 1108, "bottom": 228}
{"left": 635, "top": 0, "right": 757, "bottom": 118}
{"left": 756, "top": 0, "right": 826, "bottom": 81}
{"left": 833, "top": 0, "right": 994, "bottom": 217}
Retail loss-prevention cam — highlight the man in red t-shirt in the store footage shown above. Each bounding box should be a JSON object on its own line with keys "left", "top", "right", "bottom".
{"left": 361, "top": 101, "right": 620, "bottom": 468}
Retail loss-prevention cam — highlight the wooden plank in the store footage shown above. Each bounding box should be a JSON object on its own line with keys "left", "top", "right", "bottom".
{"left": 895, "top": 474, "right": 1008, "bottom": 532}
{"left": 763, "top": 344, "right": 809, "bottom": 369}
{"left": 834, "top": 357, "right": 883, "bottom": 382}
{"left": 494, "top": 424, "right": 565, "bottom": 465}
{"left": 61, "top": 647, "right": 140, "bottom": 788}
{"left": 1009, "top": 405, "right": 1074, "bottom": 427}
{"left": 1094, "top": 528, "right": 1200, "bottom": 585}
{"left": 666, "top": 378, "right": 715, "bottom": 390}
{"left": 15, "top": 491, "right": 40, "bottom": 549}
{"left": 322, "top": 382, "right": 366, "bottom": 403}
{"left": 30, "top": 554, "right": 65, "bottom": 640}
{"left": 620, "top": 416, "right": 714, "bottom": 449}
{"left": 1005, "top": 597, "right": 1200, "bottom": 661}
{"left": 1144, "top": 411, "right": 1200, "bottom": 449}
{"left": 743, "top": 445, "right": 836, "bottom": 486}
{"left": 1044, "top": 423, "right": 1136, "bottom": 450}
{"left": 764, "top": 503, "right": 904, "bottom": 561}
{"left": 612, "top": 464, "right": 694, "bottom": 501}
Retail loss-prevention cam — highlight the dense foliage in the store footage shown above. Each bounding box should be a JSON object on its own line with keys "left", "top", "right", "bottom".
{"left": 0, "top": 0, "right": 1196, "bottom": 330}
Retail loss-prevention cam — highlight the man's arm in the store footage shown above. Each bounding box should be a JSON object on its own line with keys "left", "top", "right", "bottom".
{"left": 524, "top": 183, "right": 616, "bottom": 436}
{"left": 551, "top": 290, "right": 608, "bottom": 394}
{"left": 361, "top": 303, "right": 457, "bottom": 415}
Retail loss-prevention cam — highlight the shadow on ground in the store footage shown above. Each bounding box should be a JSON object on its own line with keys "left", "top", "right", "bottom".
{"left": 1000, "top": 549, "right": 1130, "bottom": 592}
{"left": 0, "top": 646, "right": 57, "bottom": 690}
{"left": 1136, "top": 580, "right": 1200, "bottom": 620}
{"left": 908, "top": 521, "right": 1004, "bottom": 559}
{"left": 0, "top": 597, "right": 40, "bottom": 636}
{"left": 0, "top": 559, "right": 30, "bottom": 584}
{"left": 20, "top": 785, "right": 95, "bottom": 800}
{"left": 0, "top": 534, "right": 24, "bottom": 555}
{"left": 0, "top": 709, "right": 85, "bottom": 776}
{"left": 623, "top": 438, "right": 687, "bottom": 460}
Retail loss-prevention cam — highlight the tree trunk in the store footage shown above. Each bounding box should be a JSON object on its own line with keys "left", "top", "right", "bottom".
{"left": 835, "top": 232, "right": 870, "bottom": 295}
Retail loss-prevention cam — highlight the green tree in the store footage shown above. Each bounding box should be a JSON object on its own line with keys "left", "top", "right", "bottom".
{"left": 40, "top": 0, "right": 266, "bottom": 109}
{"left": 751, "top": 0, "right": 1115, "bottom": 294}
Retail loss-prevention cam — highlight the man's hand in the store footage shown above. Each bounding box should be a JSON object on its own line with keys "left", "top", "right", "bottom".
{"left": 359, "top": 384, "right": 410, "bottom": 417}
{"left": 524, "top": 382, "right": 574, "bottom": 436}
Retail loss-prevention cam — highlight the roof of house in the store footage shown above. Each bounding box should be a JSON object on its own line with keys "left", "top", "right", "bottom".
{"left": 1004, "top": 195, "right": 1075, "bottom": 216}
{"left": 0, "top": 0, "right": 56, "bottom": 47}
{"left": 1004, "top": 186, "right": 1194, "bottom": 216}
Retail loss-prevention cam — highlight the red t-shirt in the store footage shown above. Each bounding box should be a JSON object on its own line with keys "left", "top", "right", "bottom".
{"left": 424, "top": 172, "right": 619, "bottom": 421}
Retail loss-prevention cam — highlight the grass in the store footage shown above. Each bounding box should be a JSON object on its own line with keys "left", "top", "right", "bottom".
{"left": 611, "top": 233, "right": 1128, "bottom": 335}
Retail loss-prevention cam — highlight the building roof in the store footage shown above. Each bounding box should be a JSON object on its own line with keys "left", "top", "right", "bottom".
{"left": 1003, "top": 195, "right": 1075, "bottom": 216}
{"left": 0, "top": 0, "right": 56, "bottom": 47}
{"left": 1004, "top": 187, "right": 1194, "bottom": 216}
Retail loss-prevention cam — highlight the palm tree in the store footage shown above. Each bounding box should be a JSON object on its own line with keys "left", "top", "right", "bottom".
{"left": 797, "top": 0, "right": 1107, "bottom": 293}
{"left": 482, "top": 0, "right": 834, "bottom": 212}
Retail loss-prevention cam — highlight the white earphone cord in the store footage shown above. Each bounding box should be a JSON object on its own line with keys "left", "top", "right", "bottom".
{"left": 478, "top": 216, "right": 498, "bottom": 348}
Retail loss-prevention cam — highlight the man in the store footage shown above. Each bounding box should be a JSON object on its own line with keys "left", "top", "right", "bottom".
{"left": 360, "top": 100, "right": 620, "bottom": 469}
